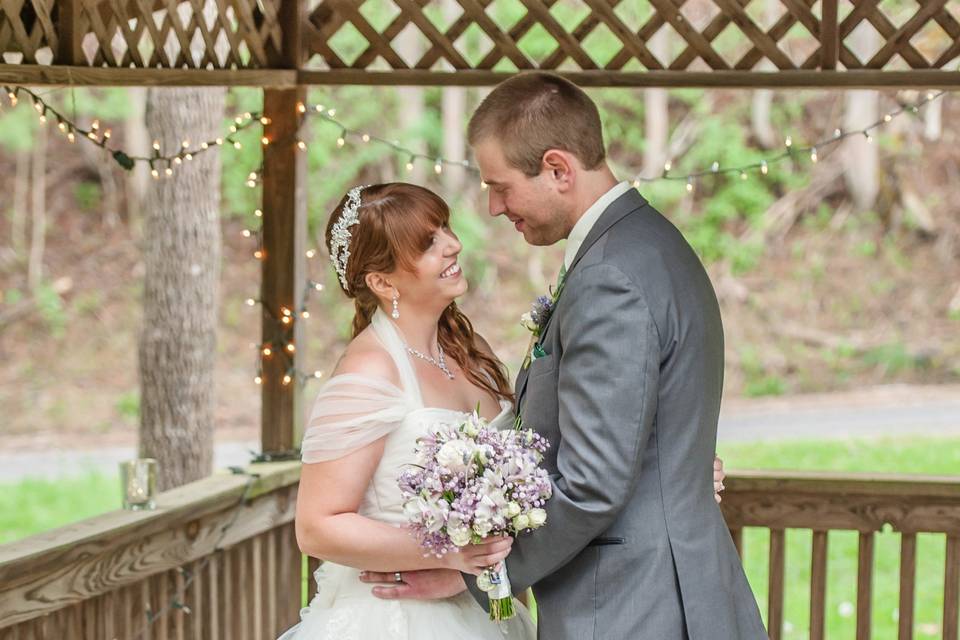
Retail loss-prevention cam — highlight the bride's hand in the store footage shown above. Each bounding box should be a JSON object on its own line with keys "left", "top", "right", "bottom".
{"left": 714, "top": 455, "right": 726, "bottom": 503}
{"left": 443, "top": 535, "right": 513, "bottom": 575}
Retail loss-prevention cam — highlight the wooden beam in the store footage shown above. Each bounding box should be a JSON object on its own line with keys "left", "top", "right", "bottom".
{"left": 0, "top": 64, "right": 298, "bottom": 87}
{"left": 260, "top": 87, "right": 307, "bottom": 455}
{"left": 3, "top": 64, "right": 960, "bottom": 90}
{"left": 55, "top": 1, "right": 83, "bottom": 65}
{"left": 296, "top": 68, "right": 960, "bottom": 89}
{"left": 258, "top": 0, "right": 307, "bottom": 456}
{"left": 820, "top": 0, "right": 839, "bottom": 70}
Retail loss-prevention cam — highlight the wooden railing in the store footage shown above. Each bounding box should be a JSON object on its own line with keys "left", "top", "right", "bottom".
{"left": 721, "top": 471, "right": 960, "bottom": 640}
{"left": 0, "top": 462, "right": 304, "bottom": 640}
{"left": 1, "top": 467, "right": 958, "bottom": 639}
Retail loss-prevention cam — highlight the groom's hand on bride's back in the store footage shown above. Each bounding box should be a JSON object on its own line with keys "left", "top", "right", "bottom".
{"left": 360, "top": 569, "right": 467, "bottom": 600}
{"left": 360, "top": 535, "right": 513, "bottom": 600}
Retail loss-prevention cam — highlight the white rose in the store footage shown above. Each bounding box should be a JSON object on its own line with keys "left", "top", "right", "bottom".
{"left": 473, "top": 519, "right": 493, "bottom": 537}
{"left": 528, "top": 508, "right": 547, "bottom": 528}
{"left": 506, "top": 502, "right": 522, "bottom": 518}
{"left": 512, "top": 514, "right": 530, "bottom": 530}
{"left": 520, "top": 312, "right": 537, "bottom": 332}
{"left": 437, "top": 440, "right": 472, "bottom": 473}
{"left": 449, "top": 526, "right": 472, "bottom": 547}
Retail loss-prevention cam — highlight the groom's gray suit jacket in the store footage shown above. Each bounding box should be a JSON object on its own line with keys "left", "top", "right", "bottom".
{"left": 467, "top": 189, "right": 766, "bottom": 639}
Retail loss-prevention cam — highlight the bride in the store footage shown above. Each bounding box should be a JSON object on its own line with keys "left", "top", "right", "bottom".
{"left": 280, "top": 182, "right": 537, "bottom": 639}
{"left": 280, "top": 182, "right": 725, "bottom": 639}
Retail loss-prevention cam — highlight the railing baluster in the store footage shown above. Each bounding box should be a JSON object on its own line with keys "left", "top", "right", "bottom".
{"left": 899, "top": 533, "right": 917, "bottom": 640}
{"left": 768, "top": 528, "right": 786, "bottom": 640}
{"left": 810, "top": 530, "right": 828, "bottom": 640}
{"left": 945, "top": 535, "right": 960, "bottom": 640}
{"left": 857, "top": 532, "right": 875, "bottom": 640}
{"left": 730, "top": 527, "right": 743, "bottom": 558}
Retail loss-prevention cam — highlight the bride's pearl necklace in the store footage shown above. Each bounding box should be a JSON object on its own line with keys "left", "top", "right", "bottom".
{"left": 405, "top": 343, "right": 455, "bottom": 380}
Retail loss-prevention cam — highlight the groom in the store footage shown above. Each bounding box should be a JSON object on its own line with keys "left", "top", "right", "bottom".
{"left": 362, "top": 72, "right": 766, "bottom": 639}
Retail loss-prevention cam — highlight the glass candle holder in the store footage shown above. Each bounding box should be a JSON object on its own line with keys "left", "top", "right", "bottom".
{"left": 120, "top": 458, "right": 158, "bottom": 511}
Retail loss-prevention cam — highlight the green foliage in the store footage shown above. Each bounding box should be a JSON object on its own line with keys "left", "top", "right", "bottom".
{"left": 739, "top": 346, "right": 788, "bottom": 397}
{"left": 73, "top": 181, "right": 102, "bottom": 211}
{"left": 115, "top": 390, "right": 140, "bottom": 421}
{"left": 34, "top": 282, "right": 67, "bottom": 337}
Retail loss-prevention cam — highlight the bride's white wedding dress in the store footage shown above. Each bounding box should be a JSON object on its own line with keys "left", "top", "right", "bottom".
{"left": 278, "top": 308, "right": 536, "bottom": 640}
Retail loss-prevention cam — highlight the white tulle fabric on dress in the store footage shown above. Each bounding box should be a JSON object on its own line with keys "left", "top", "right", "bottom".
{"left": 278, "top": 308, "right": 536, "bottom": 640}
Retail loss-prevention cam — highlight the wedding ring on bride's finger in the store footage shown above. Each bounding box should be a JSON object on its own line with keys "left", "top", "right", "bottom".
{"left": 394, "top": 572, "right": 403, "bottom": 583}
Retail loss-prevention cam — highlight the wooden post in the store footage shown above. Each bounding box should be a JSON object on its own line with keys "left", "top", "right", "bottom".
{"left": 820, "top": 0, "right": 839, "bottom": 70}
{"left": 260, "top": 0, "right": 306, "bottom": 454}
{"left": 56, "top": 0, "right": 83, "bottom": 65}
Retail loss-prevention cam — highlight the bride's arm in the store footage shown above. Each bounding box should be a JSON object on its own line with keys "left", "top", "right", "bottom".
{"left": 295, "top": 440, "right": 511, "bottom": 573}
{"left": 295, "top": 340, "right": 511, "bottom": 574}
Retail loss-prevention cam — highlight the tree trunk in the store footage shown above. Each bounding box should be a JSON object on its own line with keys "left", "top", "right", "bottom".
{"left": 11, "top": 149, "right": 28, "bottom": 256}
{"left": 924, "top": 97, "right": 942, "bottom": 142}
{"left": 642, "top": 28, "right": 669, "bottom": 179}
{"left": 124, "top": 87, "right": 150, "bottom": 231}
{"left": 842, "top": 27, "right": 880, "bottom": 212}
{"left": 138, "top": 86, "right": 224, "bottom": 491}
{"left": 27, "top": 122, "right": 46, "bottom": 291}
{"left": 396, "top": 26, "right": 427, "bottom": 184}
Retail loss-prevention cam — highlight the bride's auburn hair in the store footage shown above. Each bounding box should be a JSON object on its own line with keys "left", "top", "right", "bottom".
{"left": 325, "top": 182, "right": 512, "bottom": 401}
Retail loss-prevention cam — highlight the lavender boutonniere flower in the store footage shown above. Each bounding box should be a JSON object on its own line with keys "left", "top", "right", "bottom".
{"left": 521, "top": 270, "right": 566, "bottom": 369}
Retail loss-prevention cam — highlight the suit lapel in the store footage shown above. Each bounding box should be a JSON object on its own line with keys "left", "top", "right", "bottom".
{"left": 515, "top": 189, "right": 648, "bottom": 411}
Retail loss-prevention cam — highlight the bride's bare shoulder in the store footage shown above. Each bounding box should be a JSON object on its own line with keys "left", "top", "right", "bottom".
{"left": 331, "top": 326, "right": 401, "bottom": 386}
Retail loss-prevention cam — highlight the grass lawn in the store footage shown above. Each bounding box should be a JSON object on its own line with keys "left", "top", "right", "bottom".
{"left": 718, "top": 437, "right": 960, "bottom": 639}
{"left": 2, "top": 438, "right": 957, "bottom": 638}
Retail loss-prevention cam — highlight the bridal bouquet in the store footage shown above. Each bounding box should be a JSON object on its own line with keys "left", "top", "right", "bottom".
{"left": 398, "top": 411, "right": 552, "bottom": 621}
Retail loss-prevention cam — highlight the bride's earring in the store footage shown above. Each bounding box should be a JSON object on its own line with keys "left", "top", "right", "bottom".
{"left": 391, "top": 291, "right": 400, "bottom": 319}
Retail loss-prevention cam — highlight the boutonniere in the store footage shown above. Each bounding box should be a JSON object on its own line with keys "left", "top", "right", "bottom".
{"left": 521, "top": 269, "right": 566, "bottom": 370}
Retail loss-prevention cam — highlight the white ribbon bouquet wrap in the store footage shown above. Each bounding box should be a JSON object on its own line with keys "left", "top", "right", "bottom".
{"left": 399, "top": 411, "right": 552, "bottom": 621}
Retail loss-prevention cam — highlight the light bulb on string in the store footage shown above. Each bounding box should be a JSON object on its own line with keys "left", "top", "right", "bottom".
{"left": 242, "top": 229, "right": 252, "bottom": 238}
{"left": 254, "top": 209, "right": 263, "bottom": 218}
{"left": 262, "top": 345, "right": 273, "bottom": 357}
{"left": 312, "top": 281, "right": 324, "bottom": 291}
{"left": 286, "top": 343, "right": 296, "bottom": 354}
{"left": 282, "top": 373, "right": 293, "bottom": 386}
{"left": 686, "top": 179, "right": 694, "bottom": 193}
{"left": 711, "top": 161, "right": 719, "bottom": 173}
{"left": 306, "top": 249, "right": 316, "bottom": 259}
{"left": 67, "top": 132, "right": 76, "bottom": 143}
{"left": 297, "top": 102, "right": 306, "bottom": 114}
{"left": 810, "top": 148, "right": 818, "bottom": 163}
{"left": 361, "top": 133, "right": 370, "bottom": 143}
{"left": 434, "top": 160, "right": 443, "bottom": 175}
{"left": 632, "top": 179, "right": 640, "bottom": 188}
{"left": 261, "top": 136, "right": 270, "bottom": 146}
{"left": 663, "top": 160, "right": 672, "bottom": 173}
{"left": 233, "top": 140, "right": 242, "bottom": 150}
{"left": 260, "top": 116, "right": 271, "bottom": 125}
{"left": 740, "top": 171, "right": 748, "bottom": 180}
{"left": 245, "top": 298, "right": 257, "bottom": 306}
{"left": 761, "top": 161, "right": 769, "bottom": 175}
{"left": 297, "top": 140, "right": 307, "bottom": 151}
{"left": 254, "top": 373, "right": 263, "bottom": 385}
{"left": 337, "top": 135, "right": 345, "bottom": 148}
{"left": 301, "top": 310, "right": 311, "bottom": 319}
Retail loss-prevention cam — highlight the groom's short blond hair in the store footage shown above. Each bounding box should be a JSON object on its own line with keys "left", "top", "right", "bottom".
{"left": 468, "top": 72, "right": 606, "bottom": 177}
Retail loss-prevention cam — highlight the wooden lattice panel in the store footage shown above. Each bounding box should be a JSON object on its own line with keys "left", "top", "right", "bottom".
{"left": 0, "top": 0, "right": 56, "bottom": 63}
{"left": 303, "top": 0, "right": 960, "bottom": 74}
{"left": 0, "top": 0, "right": 284, "bottom": 68}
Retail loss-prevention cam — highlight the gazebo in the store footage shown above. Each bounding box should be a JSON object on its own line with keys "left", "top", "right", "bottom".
{"left": 0, "top": 1, "right": 958, "bottom": 638}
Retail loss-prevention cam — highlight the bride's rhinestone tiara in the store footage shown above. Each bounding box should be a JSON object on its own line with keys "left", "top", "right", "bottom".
{"left": 329, "top": 185, "right": 369, "bottom": 291}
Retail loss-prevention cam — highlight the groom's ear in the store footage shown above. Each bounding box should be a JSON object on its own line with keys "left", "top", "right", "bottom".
{"left": 542, "top": 149, "right": 575, "bottom": 192}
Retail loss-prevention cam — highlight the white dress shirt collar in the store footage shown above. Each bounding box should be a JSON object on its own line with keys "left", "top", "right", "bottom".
{"left": 563, "top": 181, "right": 632, "bottom": 270}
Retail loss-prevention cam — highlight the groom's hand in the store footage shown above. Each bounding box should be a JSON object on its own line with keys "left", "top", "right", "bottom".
{"left": 360, "top": 568, "right": 467, "bottom": 600}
